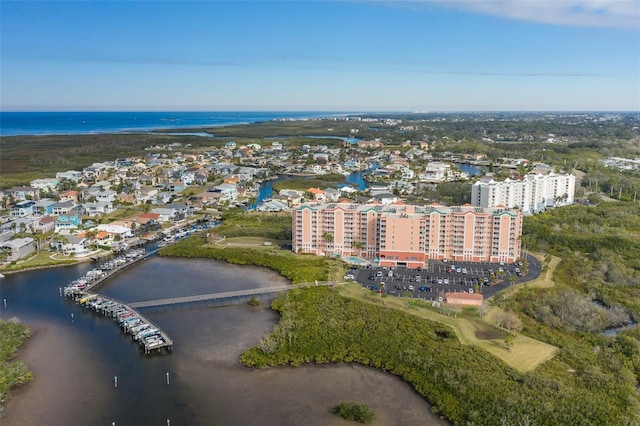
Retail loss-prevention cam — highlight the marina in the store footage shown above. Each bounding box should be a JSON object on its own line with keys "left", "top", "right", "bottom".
{"left": 63, "top": 247, "right": 173, "bottom": 354}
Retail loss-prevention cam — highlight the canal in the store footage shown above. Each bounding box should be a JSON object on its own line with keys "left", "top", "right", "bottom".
{"left": 1, "top": 256, "right": 448, "bottom": 426}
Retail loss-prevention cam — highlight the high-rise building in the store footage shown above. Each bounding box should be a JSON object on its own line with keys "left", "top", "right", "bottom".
{"left": 292, "top": 202, "right": 523, "bottom": 268}
{"left": 471, "top": 173, "right": 575, "bottom": 215}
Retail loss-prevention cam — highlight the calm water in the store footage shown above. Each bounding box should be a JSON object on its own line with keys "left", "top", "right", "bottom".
{"left": 1, "top": 256, "right": 447, "bottom": 426}
{"left": 0, "top": 111, "right": 339, "bottom": 136}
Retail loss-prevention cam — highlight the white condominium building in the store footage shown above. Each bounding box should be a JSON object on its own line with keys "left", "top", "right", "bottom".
{"left": 472, "top": 173, "right": 575, "bottom": 215}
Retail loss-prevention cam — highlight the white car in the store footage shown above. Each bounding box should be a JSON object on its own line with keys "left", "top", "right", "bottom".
{"left": 344, "top": 274, "right": 355, "bottom": 280}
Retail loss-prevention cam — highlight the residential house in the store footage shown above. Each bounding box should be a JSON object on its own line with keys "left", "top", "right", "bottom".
{"left": 95, "top": 189, "right": 117, "bottom": 203}
{"left": 55, "top": 213, "right": 82, "bottom": 233}
{"left": 323, "top": 188, "right": 341, "bottom": 202}
{"left": 1, "top": 237, "right": 36, "bottom": 261}
{"left": 10, "top": 200, "right": 36, "bottom": 217}
{"left": 168, "top": 181, "right": 186, "bottom": 193}
{"left": 32, "top": 216, "right": 56, "bottom": 234}
{"left": 61, "top": 235, "right": 91, "bottom": 256}
{"left": 151, "top": 203, "right": 193, "bottom": 222}
{"left": 56, "top": 170, "right": 83, "bottom": 182}
{"left": 307, "top": 187, "right": 326, "bottom": 202}
{"left": 208, "top": 183, "right": 237, "bottom": 201}
{"left": 256, "top": 199, "right": 290, "bottom": 212}
{"left": 32, "top": 199, "right": 57, "bottom": 216}
{"left": 6, "top": 186, "right": 39, "bottom": 202}
{"left": 96, "top": 224, "right": 134, "bottom": 239}
{"left": 59, "top": 190, "right": 80, "bottom": 203}
{"left": 51, "top": 200, "right": 76, "bottom": 216}
{"left": 136, "top": 186, "right": 159, "bottom": 204}
{"left": 30, "top": 178, "right": 59, "bottom": 193}
{"left": 83, "top": 201, "right": 115, "bottom": 217}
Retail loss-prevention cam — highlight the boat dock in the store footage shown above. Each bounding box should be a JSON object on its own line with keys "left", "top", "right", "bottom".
{"left": 71, "top": 291, "right": 173, "bottom": 354}
{"left": 63, "top": 247, "right": 173, "bottom": 355}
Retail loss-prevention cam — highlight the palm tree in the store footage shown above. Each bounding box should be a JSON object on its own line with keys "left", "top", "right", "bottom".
{"left": 322, "top": 232, "right": 334, "bottom": 255}
{"left": 351, "top": 240, "right": 364, "bottom": 254}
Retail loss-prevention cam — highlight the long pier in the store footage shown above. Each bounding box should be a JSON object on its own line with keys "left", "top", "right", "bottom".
{"left": 129, "top": 284, "right": 293, "bottom": 309}
{"left": 64, "top": 247, "right": 174, "bottom": 355}
{"left": 130, "top": 281, "right": 338, "bottom": 310}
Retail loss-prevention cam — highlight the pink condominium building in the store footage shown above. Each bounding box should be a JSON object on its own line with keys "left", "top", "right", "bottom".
{"left": 293, "top": 202, "right": 523, "bottom": 268}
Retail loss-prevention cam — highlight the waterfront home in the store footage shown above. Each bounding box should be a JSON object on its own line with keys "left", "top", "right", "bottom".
{"left": 60, "top": 235, "right": 91, "bottom": 257}
{"left": 1, "top": 237, "right": 36, "bottom": 261}
{"left": 96, "top": 224, "right": 134, "bottom": 239}
{"left": 151, "top": 203, "right": 193, "bottom": 222}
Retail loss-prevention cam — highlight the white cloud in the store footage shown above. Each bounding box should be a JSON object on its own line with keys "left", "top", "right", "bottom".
{"left": 422, "top": 0, "right": 640, "bottom": 29}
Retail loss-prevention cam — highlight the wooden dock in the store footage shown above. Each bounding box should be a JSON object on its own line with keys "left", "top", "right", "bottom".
{"left": 129, "top": 282, "right": 338, "bottom": 310}
{"left": 129, "top": 284, "right": 293, "bottom": 309}
{"left": 70, "top": 291, "right": 173, "bottom": 354}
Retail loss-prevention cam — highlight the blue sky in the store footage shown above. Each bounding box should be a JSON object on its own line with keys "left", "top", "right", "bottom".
{"left": 1, "top": 0, "right": 639, "bottom": 111}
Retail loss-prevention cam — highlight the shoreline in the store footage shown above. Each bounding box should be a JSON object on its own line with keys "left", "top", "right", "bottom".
{"left": 2, "top": 259, "right": 450, "bottom": 425}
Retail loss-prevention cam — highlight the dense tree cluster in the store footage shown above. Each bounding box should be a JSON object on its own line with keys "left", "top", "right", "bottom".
{"left": 240, "top": 287, "right": 638, "bottom": 425}
{"left": 159, "top": 236, "right": 338, "bottom": 284}
{"left": 0, "top": 319, "right": 32, "bottom": 412}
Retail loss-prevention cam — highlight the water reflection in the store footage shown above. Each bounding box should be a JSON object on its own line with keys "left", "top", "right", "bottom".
{"left": 2, "top": 257, "right": 448, "bottom": 425}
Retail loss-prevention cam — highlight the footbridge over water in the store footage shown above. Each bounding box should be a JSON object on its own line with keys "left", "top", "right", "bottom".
{"left": 129, "top": 282, "right": 337, "bottom": 310}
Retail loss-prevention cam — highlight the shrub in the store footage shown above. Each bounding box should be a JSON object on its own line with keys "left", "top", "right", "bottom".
{"left": 331, "top": 402, "right": 375, "bottom": 423}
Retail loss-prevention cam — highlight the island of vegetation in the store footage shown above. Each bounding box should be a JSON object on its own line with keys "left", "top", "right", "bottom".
{"left": 0, "top": 319, "right": 32, "bottom": 414}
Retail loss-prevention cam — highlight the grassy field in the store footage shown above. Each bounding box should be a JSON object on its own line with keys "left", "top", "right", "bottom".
{"left": 0, "top": 250, "right": 78, "bottom": 272}
{"left": 338, "top": 284, "right": 559, "bottom": 372}
{"left": 212, "top": 236, "right": 279, "bottom": 248}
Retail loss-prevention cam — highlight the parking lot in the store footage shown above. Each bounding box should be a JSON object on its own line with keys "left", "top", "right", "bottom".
{"left": 346, "top": 255, "right": 540, "bottom": 301}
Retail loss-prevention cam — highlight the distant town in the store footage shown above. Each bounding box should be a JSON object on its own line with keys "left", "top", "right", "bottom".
{"left": 0, "top": 112, "right": 637, "bottom": 268}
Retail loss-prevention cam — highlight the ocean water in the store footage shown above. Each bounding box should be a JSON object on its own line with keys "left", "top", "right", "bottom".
{"left": 0, "top": 111, "right": 339, "bottom": 136}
